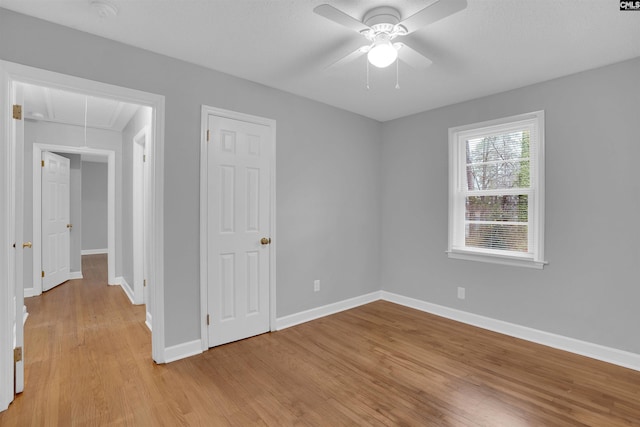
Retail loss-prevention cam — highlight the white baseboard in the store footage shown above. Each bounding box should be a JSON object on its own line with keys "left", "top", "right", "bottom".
{"left": 68, "top": 271, "right": 83, "bottom": 280}
{"left": 114, "top": 276, "right": 135, "bottom": 304}
{"left": 275, "top": 291, "right": 381, "bottom": 330}
{"left": 164, "top": 339, "right": 202, "bottom": 363}
{"left": 381, "top": 291, "right": 640, "bottom": 372}
{"left": 81, "top": 248, "right": 107, "bottom": 255}
{"left": 24, "top": 288, "right": 37, "bottom": 298}
{"left": 145, "top": 312, "right": 152, "bottom": 332}
{"left": 23, "top": 305, "right": 28, "bottom": 325}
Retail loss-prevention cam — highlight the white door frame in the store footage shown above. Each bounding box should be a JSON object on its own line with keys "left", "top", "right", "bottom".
{"left": 33, "top": 145, "right": 116, "bottom": 292}
{"left": 199, "top": 105, "right": 277, "bottom": 350}
{"left": 132, "top": 125, "right": 149, "bottom": 306}
{"left": 0, "top": 61, "right": 166, "bottom": 412}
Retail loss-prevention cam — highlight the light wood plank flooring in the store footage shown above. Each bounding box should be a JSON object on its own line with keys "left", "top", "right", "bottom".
{"left": 1, "top": 254, "right": 640, "bottom": 426}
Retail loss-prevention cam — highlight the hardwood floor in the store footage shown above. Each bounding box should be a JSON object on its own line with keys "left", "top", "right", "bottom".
{"left": 1, "top": 255, "right": 640, "bottom": 426}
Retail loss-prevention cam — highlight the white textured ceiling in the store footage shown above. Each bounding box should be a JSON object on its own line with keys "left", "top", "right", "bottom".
{"left": 2, "top": 0, "right": 639, "bottom": 122}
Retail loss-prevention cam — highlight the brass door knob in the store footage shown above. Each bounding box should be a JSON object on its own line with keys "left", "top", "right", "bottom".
{"left": 260, "top": 237, "right": 271, "bottom": 245}
{"left": 22, "top": 242, "right": 32, "bottom": 249}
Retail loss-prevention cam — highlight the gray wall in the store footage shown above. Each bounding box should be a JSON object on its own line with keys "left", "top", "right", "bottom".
{"left": 380, "top": 57, "right": 640, "bottom": 354}
{"left": 22, "top": 120, "right": 122, "bottom": 292}
{"left": 81, "top": 161, "right": 108, "bottom": 251}
{"left": 121, "top": 107, "right": 152, "bottom": 289}
{"left": 1, "top": 9, "right": 383, "bottom": 347}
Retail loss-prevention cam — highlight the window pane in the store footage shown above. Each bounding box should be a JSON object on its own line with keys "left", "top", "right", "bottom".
{"left": 465, "top": 223, "right": 528, "bottom": 252}
{"left": 466, "top": 131, "right": 530, "bottom": 164}
{"left": 466, "top": 160, "right": 530, "bottom": 190}
{"left": 466, "top": 195, "right": 528, "bottom": 222}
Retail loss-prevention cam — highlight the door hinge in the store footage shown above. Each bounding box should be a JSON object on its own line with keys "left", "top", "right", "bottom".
{"left": 143, "top": 154, "right": 146, "bottom": 163}
{"left": 41, "top": 160, "right": 45, "bottom": 167}
{"left": 14, "top": 347, "right": 22, "bottom": 363}
{"left": 206, "top": 314, "right": 210, "bottom": 326}
{"left": 206, "top": 129, "right": 210, "bottom": 142}
{"left": 143, "top": 279, "right": 147, "bottom": 287}
{"left": 12, "top": 105, "right": 22, "bottom": 120}
{"left": 41, "top": 271, "right": 45, "bottom": 278}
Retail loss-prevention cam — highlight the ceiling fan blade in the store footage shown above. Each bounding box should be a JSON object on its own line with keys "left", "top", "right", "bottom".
{"left": 400, "top": 0, "right": 467, "bottom": 34}
{"left": 313, "top": 4, "right": 370, "bottom": 33}
{"left": 396, "top": 42, "right": 433, "bottom": 70}
{"left": 326, "top": 45, "right": 369, "bottom": 69}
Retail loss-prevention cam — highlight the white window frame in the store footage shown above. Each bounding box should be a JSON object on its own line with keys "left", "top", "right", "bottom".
{"left": 447, "top": 111, "right": 546, "bottom": 269}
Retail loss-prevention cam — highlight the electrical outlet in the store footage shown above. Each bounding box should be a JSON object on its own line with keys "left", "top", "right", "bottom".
{"left": 457, "top": 287, "right": 465, "bottom": 300}
{"left": 314, "top": 280, "right": 320, "bottom": 292}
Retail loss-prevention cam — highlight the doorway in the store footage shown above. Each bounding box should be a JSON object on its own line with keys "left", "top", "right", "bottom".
{"left": 199, "top": 106, "right": 277, "bottom": 349}
{"left": 31, "top": 145, "right": 116, "bottom": 293}
{"left": 0, "top": 60, "right": 167, "bottom": 411}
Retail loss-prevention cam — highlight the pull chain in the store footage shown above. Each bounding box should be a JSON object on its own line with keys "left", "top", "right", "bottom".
{"left": 395, "top": 57, "right": 400, "bottom": 89}
{"left": 366, "top": 60, "right": 370, "bottom": 90}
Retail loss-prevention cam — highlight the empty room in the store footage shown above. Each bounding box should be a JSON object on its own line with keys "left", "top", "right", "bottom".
{"left": 1, "top": 0, "right": 640, "bottom": 425}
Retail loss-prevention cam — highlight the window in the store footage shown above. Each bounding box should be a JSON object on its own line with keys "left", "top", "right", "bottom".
{"left": 448, "top": 111, "right": 545, "bottom": 269}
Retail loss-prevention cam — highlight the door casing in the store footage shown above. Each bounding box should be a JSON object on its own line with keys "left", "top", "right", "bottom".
{"left": 199, "top": 105, "right": 277, "bottom": 350}
{"left": 33, "top": 145, "right": 116, "bottom": 293}
{"left": 0, "top": 60, "right": 167, "bottom": 413}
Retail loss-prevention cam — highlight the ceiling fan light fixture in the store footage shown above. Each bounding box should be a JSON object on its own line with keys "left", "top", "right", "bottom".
{"left": 367, "top": 34, "right": 398, "bottom": 68}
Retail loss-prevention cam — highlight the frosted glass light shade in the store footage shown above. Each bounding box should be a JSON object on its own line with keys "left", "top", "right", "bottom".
{"left": 367, "top": 41, "right": 398, "bottom": 68}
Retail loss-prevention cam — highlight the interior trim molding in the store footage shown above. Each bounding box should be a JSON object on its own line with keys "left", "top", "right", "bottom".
{"left": 275, "top": 291, "right": 381, "bottom": 331}
{"left": 81, "top": 248, "right": 108, "bottom": 255}
{"left": 115, "top": 276, "right": 135, "bottom": 305}
{"left": 145, "top": 312, "right": 152, "bottom": 332}
{"left": 68, "top": 271, "right": 83, "bottom": 280}
{"left": 164, "top": 339, "right": 202, "bottom": 363}
{"left": 381, "top": 291, "right": 640, "bottom": 372}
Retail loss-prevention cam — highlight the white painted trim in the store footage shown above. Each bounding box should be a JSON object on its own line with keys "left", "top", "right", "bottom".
{"left": 149, "top": 96, "right": 166, "bottom": 364}
{"left": 23, "top": 288, "right": 37, "bottom": 298}
{"left": 447, "top": 110, "right": 546, "bottom": 268}
{"left": 81, "top": 248, "right": 107, "bottom": 255}
{"left": 275, "top": 291, "right": 382, "bottom": 331}
{"left": 381, "top": 291, "right": 640, "bottom": 372}
{"left": 0, "top": 60, "right": 12, "bottom": 411}
{"left": 132, "top": 125, "right": 149, "bottom": 306}
{"left": 22, "top": 305, "right": 28, "bottom": 325}
{"left": 199, "top": 105, "right": 277, "bottom": 351}
{"left": 68, "top": 271, "right": 83, "bottom": 280}
{"left": 115, "top": 276, "right": 135, "bottom": 304}
{"left": 269, "top": 289, "right": 640, "bottom": 372}
{"left": 145, "top": 312, "right": 152, "bottom": 332}
{"left": 0, "top": 61, "right": 167, "bottom": 365}
{"left": 34, "top": 145, "right": 116, "bottom": 292}
{"left": 164, "top": 339, "right": 202, "bottom": 363}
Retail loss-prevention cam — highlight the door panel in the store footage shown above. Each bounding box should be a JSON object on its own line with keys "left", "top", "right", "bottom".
{"left": 13, "top": 83, "right": 25, "bottom": 394}
{"left": 42, "top": 152, "right": 70, "bottom": 292}
{"left": 207, "top": 115, "right": 271, "bottom": 347}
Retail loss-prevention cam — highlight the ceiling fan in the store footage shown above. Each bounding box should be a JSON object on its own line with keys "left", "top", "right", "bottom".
{"left": 313, "top": 0, "right": 467, "bottom": 70}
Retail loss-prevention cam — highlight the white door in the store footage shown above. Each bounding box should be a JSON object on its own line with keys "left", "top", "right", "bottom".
{"left": 133, "top": 126, "right": 152, "bottom": 329}
{"left": 133, "top": 128, "right": 146, "bottom": 305}
{"left": 12, "top": 83, "right": 25, "bottom": 394}
{"left": 207, "top": 115, "right": 271, "bottom": 347}
{"left": 42, "top": 152, "right": 71, "bottom": 292}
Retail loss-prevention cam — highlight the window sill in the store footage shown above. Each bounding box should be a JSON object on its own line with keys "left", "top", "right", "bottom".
{"left": 447, "top": 249, "right": 547, "bottom": 269}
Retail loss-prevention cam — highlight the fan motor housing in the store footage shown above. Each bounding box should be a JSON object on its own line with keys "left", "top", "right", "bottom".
{"left": 363, "top": 6, "right": 401, "bottom": 27}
